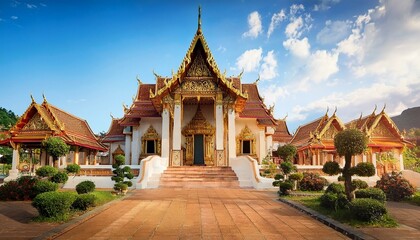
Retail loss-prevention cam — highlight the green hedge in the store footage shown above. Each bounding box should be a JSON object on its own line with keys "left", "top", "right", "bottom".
{"left": 355, "top": 188, "right": 386, "bottom": 203}
{"left": 36, "top": 166, "right": 58, "bottom": 178}
{"left": 351, "top": 198, "right": 387, "bottom": 221}
{"left": 33, "top": 180, "right": 59, "bottom": 195}
{"left": 50, "top": 171, "right": 69, "bottom": 184}
{"left": 72, "top": 194, "right": 97, "bottom": 211}
{"left": 76, "top": 180, "right": 96, "bottom": 194}
{"left": 325, "top": 183, "right": 345, "bottom": 194}
{"left": 32, "top": 192, "right": 77, "bottom": 218}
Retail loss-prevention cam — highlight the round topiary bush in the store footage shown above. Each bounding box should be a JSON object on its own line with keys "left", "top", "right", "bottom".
{"left": 351, "top": 179, "right": 368, "bottom": 190}
{"left": 320, "top": 192, "right": 338, "bottom": 209}
{"left": 351, "top": 198, "right": 387, "bottom": 221}
{"left": 36, "top": 166, "right": 58, "bottom": 178}
{"left": 299, "top": 172, "right": 328, "bottom": 191}
{"left": 76, "top": 180, "right": 96, "bottom": 194}
{"left": 375, "top": 172, "right": 415, "bottom": 201}
{"left": 322, "top": 161, "right": 341, "bottom": 175}
{"left": 337, "top": 175, "right": 345, "bottom": 181}
{"left": 65, "top": 164, "right": 81, "bottom": 175}
{"left": 353, "top": 162, "right": 376, "bottom": 177}
{"left": 274, "top": 174, "right": 284, "bottom": 181}
{"left": 355, "top": 188, "right": 386, "bottom": 203}
{"left": 279, "top": 181, "right": 293, "bottom": 196}
{"left": 72, "top": 194, "right": 97, "bottom": 211}
{"left": 33, "top": 180, "right": 59, "bottom": 195}
{"left": 289, "top": 172, "right": 304, "bottom": 181}
{"left": 272, "top": 181, "right": 281, "bottom": 187}
{"left": 50, "top": 171, "right": 69, "bottom": 184}
{"left": 113, "top": 182, "right": 128, "bottom": 192}
{"left": 32, "top": 191, "right": 77, "bottom": 218}
{"left": 325, "top": 183, "right": 345, "bottom": 194}
{"left": 280, "top": 161, "right": 295, "bottom": 175}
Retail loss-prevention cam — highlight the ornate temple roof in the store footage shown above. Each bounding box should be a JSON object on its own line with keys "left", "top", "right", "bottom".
{"left": 0, "top": 97, "right": 106, "bottom": 151}
{"left": 239, "top": 83, "right": 277, "bottom": 126}
{"left": 102, "top": 117, "right": 125, "bottom": 143}
{"left": 273, "top": 119, "right": 292, "bottom": 143}
{"left": 290, "top": 111, "right": 345, "bottom": 149}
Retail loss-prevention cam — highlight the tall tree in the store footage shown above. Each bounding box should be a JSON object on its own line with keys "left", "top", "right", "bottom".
{"left": 0, "top": 107, "right": 18, "bottom": 164}
{"left": 334, "top": 129, "right": 369, "bottom": 201}
{"left": 42, "top": 137, "right": 70, "bottom": 166}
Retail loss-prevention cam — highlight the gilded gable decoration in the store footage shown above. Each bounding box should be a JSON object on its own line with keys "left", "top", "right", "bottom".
{"left": 141, "top": 125, "right": 161, "bottom": 156}
{"left": 22, "top": 113, "right": 50, "bottom": 131}
{"left": 371, "top": 122, "right": 395, "bottom": 138}
{"left": 187, "top": 52, "right": 211, "bottom": 77}
{"left": 236, "top": 125, "right": 256, "bottom": 156}
{"left": 323, "top": 126, "right": 339, "bottom": 139}
{"left": 182, "top": 106, "right": 215, "bottom": 136}
{"left": 181, "top": 79, "right": 215, "bottom": 92}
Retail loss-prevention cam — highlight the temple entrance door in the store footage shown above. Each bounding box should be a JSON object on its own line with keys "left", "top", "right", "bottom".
{"left": 193, "top": 134, "right": 205, "bottom": 165}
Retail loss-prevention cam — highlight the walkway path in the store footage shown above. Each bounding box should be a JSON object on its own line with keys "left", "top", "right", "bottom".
{"left": 53, "top": 188, "right": 348, "bottom": 239}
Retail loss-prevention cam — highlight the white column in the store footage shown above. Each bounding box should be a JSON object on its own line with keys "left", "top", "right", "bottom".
{"left": 161, "top": 108, "right": 170, "bottom": 159}
{"left": 266, "top": 126, "right": 274, "bottom": 157}
{"left": 259, "top": 129, "right": 266, "bottom": 162}
{"left": 312, "top": 154, "right": 316, "bottom": 165}
{"left": 228, "top": 108, "right": 236, "bottom": 159}
{"left": 215, "top": 104, "right": 224, "bottom": 151}
{"left": 399, "top": 153, "right": 404, "bottom": 171}
{"left": 372, "top": 153, "right": 378, "bottom": 176}
{"left": 173, "top": 104, "right": 182, "bottom": 151}
{"left": 5, "top": 147, "right": 19, "bottom": 181}
{"left": 125, "top": 134, "right": 132, "bottom": 165}
{"left": 131, "top": 126, "right": 141, "bottom": 165}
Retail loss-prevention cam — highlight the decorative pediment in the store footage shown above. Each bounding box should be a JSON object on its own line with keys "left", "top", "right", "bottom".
{"left": 371, "top": 122, "right": 395, "bottom": 138}
{"left": 182, "top": 106, "right": 215, "bottom": 136}
{"left": 142, "top": 125, "right": 160, "bottom": 140}
{"left": 22, "top": 113, "right": 50, "bottom": 131}
{"left": 237, "top": 125, "right": 256, "bottom": 140}
{"left": 187, "top": 51, "right": 212, "bottom": 77}
{"left": 322, "top": 125, "right": 339, "bottom": 140}
{"left": 181, "top": 79, "right": 215, "bottom": 92}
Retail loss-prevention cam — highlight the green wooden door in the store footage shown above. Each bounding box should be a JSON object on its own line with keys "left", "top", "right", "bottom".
{"left": 193, "top": 134, "right": 205, "bottom": 165}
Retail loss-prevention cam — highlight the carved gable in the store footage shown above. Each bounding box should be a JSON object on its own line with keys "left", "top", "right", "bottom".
{"left": 323, "top": 125, "right": 339, "bottom": 140}
{"left": 187, "top": 51, "right": 212, "bottom": 77}
{"left": 371, "top": 122, "right": 395, "bottom": 138}
{"left": 22, "top": 113, "right": 50, "bottom": 131}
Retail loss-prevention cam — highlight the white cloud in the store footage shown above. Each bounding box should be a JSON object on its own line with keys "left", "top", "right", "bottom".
{"left": 283, "top": 37, "right": 311, "bottom": 58}
{"left": 26, "top": 4, "right": 37, "bottom": 9}
{"left": 284, "top": 5, "right": 313, "bottom": 39}
{"left": 267, "top": 9, "right": 286, "bottom": 38}
{"left": 314, "top": 0, "right": 341, "bottom": 11}
{"left": 217, "top": 45, "right": 226, "bottom": 53}
{"left": 40, "top": 3, "right": 47, "bottom": 7}
{"left": 243, "top": 11, "right": 263, "bottom": 39}
{"left": 236, "top": 48, "right": 262, "bottom": 72}
{"left": 260, "top": 51, "right": 278, "bottom": 80}
{"left": 290, "top": 4, "right": 304, "bottom": 16}
{"left": 10, "top": 16, "right": 18, "bottom": 20}
{"left": 285, "top": 16, "right": 303, "bottom": 38}
{"left": 317, "top": 20, "right": 352, "bottom": 45}
{"left": 305, "top": 50, "right": 339, "bottom": 83}
{"left": 262, "top": 84, "right": 289, "bottom": 108}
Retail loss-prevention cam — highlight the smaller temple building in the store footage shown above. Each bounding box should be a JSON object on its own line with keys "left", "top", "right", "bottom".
{"left": 0, "top": 96, "right": 106, "bottom": 180}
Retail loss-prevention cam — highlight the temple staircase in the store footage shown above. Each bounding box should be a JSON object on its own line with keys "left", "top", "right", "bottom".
{"left": 159, "top": 166, "right": 240, "bottom": 188}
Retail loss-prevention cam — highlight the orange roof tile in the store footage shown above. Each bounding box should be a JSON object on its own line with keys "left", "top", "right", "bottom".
{"left": 239, "top": 84, "right": 276, "bottom": 126}
{"left": 102, "top": 118, "right": 125, "bottom": 143}
{"left": 273, "top": 120, "right": 292, "bottom": 143}
{"left": 290, "top": 115, "right": 328, "bottom": 147}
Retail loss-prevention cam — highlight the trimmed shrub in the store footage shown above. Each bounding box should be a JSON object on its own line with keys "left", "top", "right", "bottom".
{"left": 274, "top": 174, "right": 284, "bottom": 181}
{"left": 36, "top": 166, "right": 58, "bottom": 178}
{"left": 76, "top": 180, "right": 96, "bottom": 194}
{"left": 352, "top": 179, "right": 368, "bottom": 191}
{"left": 320, "top": 192, "right": 337, "bottom": 209}
{"left": 336, "top": 193, "right": 350, "bottom": 209}
{"left": 65, "top": 164, "right": 81, "bottom": 175}
{"left": 355, "top": 188, "right": 386, "bottom": 203}
{"left": 337, "top": 175, "right": 345, "bottom": 182}
{"left": 279, "top": 181, "right": 293, "bottom": 196}
{"left": 72, "top": 194, "right": 97, "bottom": 211}
{"left": 375, "top": 172, "right": 415, "bottom": 201}
{"left": 0, "top": 176, "right": 39, "bottom": 200}
{"left": 50, "top": 171, "right": 69, "bottom": 184}
{"left": 280, "top": 161, "right": 295, "bottom": 175}
{"left": 113, "top": 182, "right": 128, "bottom": 192}
{"left": 351, "top": 198, "right": 387, "bottom": 221}
{"left": 299, "top": 172, "right": 328, "bottom": 191}
{"left": 353, "top": 162, "right": 375, "bottom": 177}
{"left": 322, "top": 161, "right": 341, "bottom": 175}
{"left": 32, "top": 191, "right": 77, "bottom": 218}
{"left": 272, "top": 181, "right": 281, "bottom": 187}
{"left": 33, "top": 180, "right": 59, "bottom": 195}
{"left": 289, "top": 173, "right": 304, "bottom": 181}
{"left": 325, "top": 183, "right": 345, "bottom": 194}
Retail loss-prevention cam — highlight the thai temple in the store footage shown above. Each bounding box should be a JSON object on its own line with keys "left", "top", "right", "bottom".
{"left": 0, "top": 9, "right": 414, "bottom": 188}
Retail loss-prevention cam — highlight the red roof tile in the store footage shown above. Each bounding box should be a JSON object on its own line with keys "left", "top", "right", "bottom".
{"left": 290, "top": 115, "right": 328, "bottom": 147}
{"left": 273, "top": 120, "right": 292, "bottom": 143}
{"left": 102, "top": 118, "right": 125, "bottom": 143}
{"left": 239, "top": 84, "right": 276, "bottom": 126}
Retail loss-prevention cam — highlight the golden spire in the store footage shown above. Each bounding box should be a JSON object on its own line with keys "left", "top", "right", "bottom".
{"left": 136, "top": 75, "right": 142, "bottom": 85}
{"left": 332, "top": 106, "right": 337, "bottom": 116}
{"left": 372, "top": 104, "right": 377, "bottom": 115}
{"left": 197, "top": 6, "right": 202, "bottom": 34}
{"left": 30, "top": 94, "right": 35, "bottom": 103}
{"left": 381, "top": 103, "right": 386, "bottom": 113}
{"left": 283, "top": 113, "right": 288, "bottom": 121}
{"left": 237, "top": 68, "right": 244, "bottom": 78}
{"left": 110, "top": 113, "right": 114, "bottom": 119}
{"left": 42, "top": 93, "right": 47, "bottom": 103}
{"left": 253, "top": 74, "right": 260, "bottom": 85}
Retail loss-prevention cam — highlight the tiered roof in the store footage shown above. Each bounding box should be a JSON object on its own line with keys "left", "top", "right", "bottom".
{"left": 290, "top": 111, "right": 345, "bottom": 149}
{"left": 272, "top": 119, "right": 292, "bottom": 143}
{"left": 0, "top": 97, "right": 106, "bottom": 151}
{"left": 102, "top": 118, "right": 125, "bottom": 143}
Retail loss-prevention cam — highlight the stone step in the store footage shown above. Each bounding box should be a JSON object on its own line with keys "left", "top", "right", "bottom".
{"left": 159, "top": 166, "right": 240, "bottom": 189}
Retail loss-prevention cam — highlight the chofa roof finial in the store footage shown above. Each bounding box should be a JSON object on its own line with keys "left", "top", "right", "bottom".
{"left": 253, "top": 74, "right": 260, "bottom": 85}
{"left": 30, "top": 94, "right": 35, "bottom": 103}
{"left": 136, "top": 75, "right": 142, "bottom": 85}
{"left": 381, "top": 103, "right": 386, "bottom": 113}
{"left": 42, "top": 93, "right": 47, "bottom": 103}
{"left": 197, "top": 6, "right": 202, "bottom": 33}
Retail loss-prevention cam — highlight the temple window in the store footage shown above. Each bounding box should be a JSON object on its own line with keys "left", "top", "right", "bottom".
{"left": 141, "top": 125, "right": 161, "bottom": 156}
{"left": 236, "top": 125, "right": 256, "bottom": 156}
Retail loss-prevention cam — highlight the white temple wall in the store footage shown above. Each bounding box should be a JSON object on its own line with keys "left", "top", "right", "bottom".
{"left": 235, "top": 118, "right": 263, "bottom": 162}
{"left": 131, "top": 125, "right": 141, "bottom": 165}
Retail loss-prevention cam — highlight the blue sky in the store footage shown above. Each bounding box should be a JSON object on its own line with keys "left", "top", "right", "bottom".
{"left": 1, "top": 0, "right": 419, "bottom": 134}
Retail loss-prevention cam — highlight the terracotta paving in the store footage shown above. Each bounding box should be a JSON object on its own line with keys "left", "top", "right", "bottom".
{"left": 0, "top": 201, "right": 58, "bottom": 240}
{"left": 54, "top": 189, "right": 349, "bottom": 240}
{"left": 359, "top": 201, "right": 420, "bottom": 240}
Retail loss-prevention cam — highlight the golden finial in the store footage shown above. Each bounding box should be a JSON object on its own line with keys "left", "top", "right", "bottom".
{"left": 136, "top": 75, "right": 142, "bottom": 85}
{"left": 332, "top": 106, "right": 337, "bottom": 116}
{"left": 223, "top": 69, "right": 227, "bottom": 77}
{"left": 269, "top": 103, "right": 275, "bottom": 115}
{"left": 197, "top": 6, "right": 202, "bottom": 33}
{"left": 122, "top": 103, "right": 129, "bottom": 113}
{"left": 42, "top": 93, "right": 47, "bottom": 103}
{"left": 381, "top": 103, "right": 386, "bottom": 113}
{"left": 358, "top": 112, "right": 363, "bottom": 121}
{"left": 30, "top": 94, "right": 35, "bottom": 103}
{"left": 132, "top": 95, "right": 136, "bottom": 102}
{"left": 372, "top": 104, "right": 377, "bottom": 115}
{"left": 326, "top": 106, "right": 329, "bottom": 115}
{"left": 253, "top": 75, "right": 260, "bottom": 85}
{"left": 237, "top": 68, "right": 244, "bottom": 78}
{"left": 110, "top": 113, "right": 114, "bottom": 119}
{"left": 283, "top": 113, "right": 288, "bottom": 121}
{"left": 152, "top": 70, "right": 161, "bottom": 78}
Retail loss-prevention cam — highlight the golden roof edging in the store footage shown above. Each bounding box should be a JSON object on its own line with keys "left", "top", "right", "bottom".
{"left": 367, "top": 111, "right": 403, "bottom": 140}
{"left": 318, "top": 114, "right": 346, "bottom": 140}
